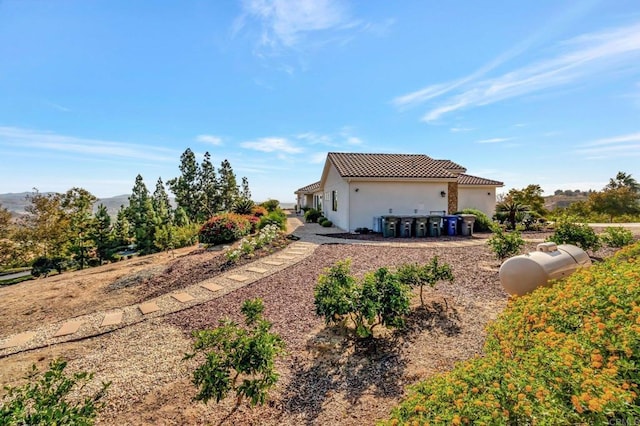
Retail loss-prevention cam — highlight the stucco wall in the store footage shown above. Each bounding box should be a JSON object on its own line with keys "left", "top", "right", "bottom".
{"left": 323, "top": 164, "right": 350, "bottom": 230}
{"left": 348, "top": 181, "right": 449, "bottom": 232}
{"left": 458, "top": 186, "right": 497, "bottom": 217}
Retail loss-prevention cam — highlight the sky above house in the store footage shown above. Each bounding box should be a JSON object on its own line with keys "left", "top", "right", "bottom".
{"left": 1, "top": 0, "right": 639, "bottom": 203}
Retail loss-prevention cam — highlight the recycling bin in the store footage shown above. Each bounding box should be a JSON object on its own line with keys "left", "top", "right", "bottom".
{"left": 499, "top": 242, "right": 591, "bottom": 296}
{"left": 458, "top": 214, "right": 476, "bottom": 236}
{"left": 415, "top": 216, "right": 428, "bottom": 237}
{"left": 400, "top": 217, "right": 415, "bottom": 238}
{"left": 428, "top": 215, "right": 442, "bottom": 237}
{"left": 443, "top": 215, "right": 459, "bottom": 236}
{"left": 382, "top": 216, "right": 399, "bottom": 238}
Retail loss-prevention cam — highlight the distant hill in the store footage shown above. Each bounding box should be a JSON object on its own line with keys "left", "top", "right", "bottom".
{"left": 0, "top": 193, "right": 132, "bottom": 218}
{"left": 1, "top": 193, "right": 293, "bottom": 217}
{"left": 544, "top": 193, "right": 590, "bottom": 211}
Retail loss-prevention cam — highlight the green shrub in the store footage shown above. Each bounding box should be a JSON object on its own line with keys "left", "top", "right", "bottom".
{"left": 314, "top": 260, "right": 411, "bottom": 339}
{"left": 304, "top": 208, "right": 322, "bottom": 223}
{"left": 454, "top": 208, "right": 492, "bottom": 232}
{"left": 548, "top": 216, "right": 601, "bottom": 251}
{"left": 600, "top": 226, "right": 634, "bottom": 248}
{"left": 31, "top": 256, "right": 70, "bottom": 277}
{"left": 318, "top": 216, "right": 327, "bottom": 224}
{"left": 487, "top": 225, "right": 524, "bottom": 260}
{"left": 0, "top": 359, "right": 110, "bottom": 425}
{"left": 260, "top": 199, "right": 280, "bottom": 213}
{"left": 185, "top": 298, "right": 286, "bottom": 407}
{"left": 384, "top": 241, "right": 640, "bottom": 425}
{"left": 321, "top": 220, "right": 333, "bottom": 227}
{"left": 396, "top": 256, "right": 454, "bottom": 307}
{"left": 198, "top": 213, "right": 252, "bottom": 245}
{"left": 258, "top": 208, "right": 286, "bottom": 230}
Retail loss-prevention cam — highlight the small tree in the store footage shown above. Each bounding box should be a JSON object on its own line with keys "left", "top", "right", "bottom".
{"left": 397, "top": 256, "right": 454, "bottom": 307}
{"left": 185, "top": 299, "right": 286, "bottom": 407}
{"left": 314, "top": 260, "right": 411, "bottom": 339}
{"left": 0, "top": 359, "right": 109, "bottom": 425}
{"left": 487, "top": 224, "right": 524, "bottom": 260}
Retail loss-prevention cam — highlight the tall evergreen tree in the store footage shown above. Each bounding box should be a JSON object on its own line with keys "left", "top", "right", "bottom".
{"left": 127, "top": 175, "right": 157, "bottom": 254}
{"left": 218, "top": 159, "right": 240, "bottom": 212}
{"left": 92, "top": 204, "right": 112, "bottom": 263}
{"left": 112, "top": 205, "right": 132, "bottom": 248}
{"left": 240, "top": 176, "right": 251, "bottom": 200}
{"left": 61, "top": 188, "right": 97, "bottom": 269}
{"left": 152, "top": 177, "right": 173, "bottom": 226}
{"left": 198, "top": 151, "right": 220, "bottom": 221}
{"left": 167, "top": 148, "right": 200, "bottom": 223}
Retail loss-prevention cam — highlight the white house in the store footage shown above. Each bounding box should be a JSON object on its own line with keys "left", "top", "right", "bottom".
{"left": 295, "top": 152, "right": 503, "bottom": 232}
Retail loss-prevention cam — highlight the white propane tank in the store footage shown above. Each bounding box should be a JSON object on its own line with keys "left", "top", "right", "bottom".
{"left": 499, "top": 242, "right": 591, "bottom": 296}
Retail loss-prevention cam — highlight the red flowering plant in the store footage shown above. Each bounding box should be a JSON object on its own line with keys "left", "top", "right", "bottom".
{"left": 198, "top": 213, "right": 252, "bottom": 245}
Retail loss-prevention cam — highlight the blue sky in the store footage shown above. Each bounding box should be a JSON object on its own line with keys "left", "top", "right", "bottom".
{"left": 1, "top": 0, "right": 639, "bottom": 203}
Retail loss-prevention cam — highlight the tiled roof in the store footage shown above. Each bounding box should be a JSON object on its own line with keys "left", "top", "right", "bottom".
{"left": 327, "top": 152, "right": 457, "bottom": 179}
{"left": 458, "top": 174, "right": 504, "bottom": 186}
{"left": 433, "top": 159, "right": 466, "bottom": 172}
{"left": 295, "top": 181, "right": 321, "bottom": 193}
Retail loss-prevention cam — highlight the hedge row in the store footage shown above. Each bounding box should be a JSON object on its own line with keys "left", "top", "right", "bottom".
{"left": 384, "top": 242, "right": 640, "bottom": 425}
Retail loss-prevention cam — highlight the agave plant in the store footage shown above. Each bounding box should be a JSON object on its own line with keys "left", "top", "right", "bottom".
{"left": 231, "top": 197, "right": 255, "bottom": 215}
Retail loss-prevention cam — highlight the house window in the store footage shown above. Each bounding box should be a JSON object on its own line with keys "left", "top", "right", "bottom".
{"left": 332, "top": 190, "right": 337, "bottom": 211}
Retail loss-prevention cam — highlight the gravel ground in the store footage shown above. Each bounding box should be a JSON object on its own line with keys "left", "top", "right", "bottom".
{"left": 2, "top": 228, "right": 622, "bottom": 426}
{"left": 93, "top": 242, "right": 509, "bottom": 425}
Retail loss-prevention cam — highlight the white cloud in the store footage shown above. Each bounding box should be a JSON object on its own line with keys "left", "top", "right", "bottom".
{"left": 237, "top": 0, "right": 355, "bottom": 49}
{"left": 346, "top": 136, "right": 362, "bottom": 145}
{"left": 0, "top": 126, "right": 177, "bottom": 162}
{"left": 476, "top": 137, "right": 513, "bottom": 144}
{"left": 396, "top": 21, "right": 640, "bottom": 122}
{"left": 240, "top": 137, "right": 303, "bottom": 154}
{"left": 450, "top": 127, "right": 473, "bottom": 133}
{"left": 196, "top": 134, "right": 223, "bottom": 145}
{"left": 583, "top": 131, "right": 640, "bottom": 146}
{"left": 577, "top": 131, "right": 640, "bottom": 159}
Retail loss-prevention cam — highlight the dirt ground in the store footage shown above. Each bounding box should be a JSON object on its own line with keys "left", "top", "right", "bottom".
{"left": 0, "top": 227, "right": 631, "bottom": 425}
{"left": 0, "top": 245, "right": 206, "bottom": 335}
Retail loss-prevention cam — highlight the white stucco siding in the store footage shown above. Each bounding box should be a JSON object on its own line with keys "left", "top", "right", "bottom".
{"left": 322, "top": 164, "right": 350, "bottom": 230}
{"left": 348, "top": 181, "right": 449, "bottom": 232}
{"left": 458, "top": 186, "right": 497, "bottom": 217}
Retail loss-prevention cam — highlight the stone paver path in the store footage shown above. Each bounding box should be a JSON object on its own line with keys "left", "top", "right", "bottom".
{"left": 171, "top": 292, "right": 195, "bottom": 303}
{"left": 0, "top": 216, "right": 500, "bottom": 356}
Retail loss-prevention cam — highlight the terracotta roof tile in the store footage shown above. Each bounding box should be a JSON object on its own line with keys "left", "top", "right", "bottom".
{"left": 433, "top": 159, "right": 467, "bottom": 173}
{"left": 327, "top": 152, "right": 457, "bottom": 179}
{"left": 295, "top": 181, "right": 321, "bottom": 193}
{"left": 458, "top": 174, "right": 504, "bottom": 186}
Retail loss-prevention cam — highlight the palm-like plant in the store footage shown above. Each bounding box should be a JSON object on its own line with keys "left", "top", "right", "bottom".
{"left": 496, "top": 196, "right": 529, "bottom": 230}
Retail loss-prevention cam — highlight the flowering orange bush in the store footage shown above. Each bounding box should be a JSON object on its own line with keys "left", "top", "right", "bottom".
{"left": 383, "top": 242, "right": 640, "bottom": 425}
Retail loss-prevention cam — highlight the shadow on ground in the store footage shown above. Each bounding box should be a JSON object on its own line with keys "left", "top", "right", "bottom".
{"left": 279, "top": 303, "right": 461, "bottom": 425}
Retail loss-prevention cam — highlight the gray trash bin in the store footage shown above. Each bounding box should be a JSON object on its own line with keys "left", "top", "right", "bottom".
{"left": 428, "top": 215, "right": 442, "bottom": 237}
{"left": 382, "top": 216, "right": 399, "bottom": 238}
{"left": 415, "top": 216, "right": 428, "bottom": 237}
{"left": 400, "top": 217, "right": 415, "bottom": 237}
{"left": 459, "top": 214, "right": 476, "bottom": 236}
